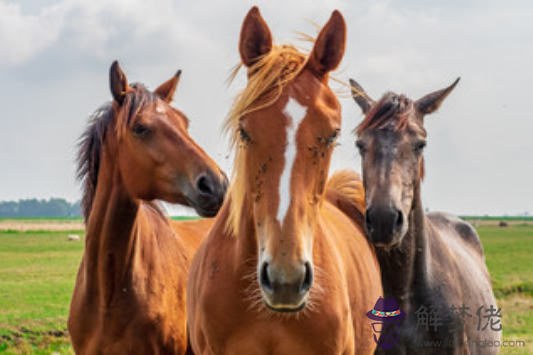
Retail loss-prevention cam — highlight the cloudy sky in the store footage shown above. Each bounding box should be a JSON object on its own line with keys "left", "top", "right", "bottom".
{"left": 0, "top": 0, "right": 531, "bottom": 216}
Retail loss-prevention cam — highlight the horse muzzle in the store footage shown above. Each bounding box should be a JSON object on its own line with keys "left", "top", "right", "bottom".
{"left": 365, "top": 204, "right": 406, "bottom": 247}
{"left": 187, "top": 171, "right": 228, "bottom": 217}
{"left": 258, "top": 260, "right": 313, "bottom": 312}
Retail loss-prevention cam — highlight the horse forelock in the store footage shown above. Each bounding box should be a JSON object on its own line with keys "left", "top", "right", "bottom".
{"left": 115, "top": 84, "right": 158, "bottom": 139}
{"left": 356, "top": 92, "right": 415, "bottom": 135}
{"left": 224, "top": 45, "right": 308, "bottom": 148}
{"left": 77, "top": 84, "right": 158, "bottom": 222}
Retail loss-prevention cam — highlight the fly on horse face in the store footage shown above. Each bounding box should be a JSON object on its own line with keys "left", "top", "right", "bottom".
{"left": 187, "top": 7, "right": 382, "bottom": 355}
{"left": 350, "top": 78, "right": 500, "bottom": 354}
{"left": 69, "top": 61, "right": 228, "bottom": 355}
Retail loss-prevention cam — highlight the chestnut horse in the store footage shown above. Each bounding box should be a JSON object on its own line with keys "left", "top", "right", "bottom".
{"left": 69, "top": 61, "right": 228, "bottom": 355}
{"left": 187, "top": 8, "right": 382, "bottom": 355}
{"left": 350, "top": 78, "right": 500, "bottom": 354}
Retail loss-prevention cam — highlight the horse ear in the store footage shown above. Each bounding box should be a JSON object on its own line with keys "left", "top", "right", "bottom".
{"left": 415, "top": 77, "right": 460, "bottom": 115}
{"left": 306, "top": 10, "right": 346, "bottom": 77}
{"left": 239, "top": 6, "right": 273, "bottom": 67}
{"left": 110, "top": 60, "right": 129, "bottom": 105}
{"left": 155, "top": 70, "right": 182, "bottom": 103}
{"left": 349, "top": 78, "right": 374, "bottom": 114}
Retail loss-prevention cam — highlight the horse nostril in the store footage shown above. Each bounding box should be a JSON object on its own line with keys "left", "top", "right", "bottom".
{"left": 365, "top": 208, "right": 374, "bottom": 234}
{"left": 221, "top": 170, "right": 229, "bottom": 187}
{"left": 394, "top": 210, "right": 403, "bottom": 232}
{"left": 259, "top": 262, "right": 273, "bottom": 293}
{"left": 301, "top": 262, "right": 313, "bottom": 293}
{"left": 196, "top": 174, "right": 214, "bottom": 196}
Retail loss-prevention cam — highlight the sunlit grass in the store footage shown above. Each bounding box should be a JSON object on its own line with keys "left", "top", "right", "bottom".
{"left": 0, "top": 225, "right": 531, "bottom": 354}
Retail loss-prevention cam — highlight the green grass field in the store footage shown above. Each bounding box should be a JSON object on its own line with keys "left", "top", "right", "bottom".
{"left": 0, "top": 225, "right": 531, "bottom": 354}
{"left": 0, "top": 231, "right": 84, "bottom": 354}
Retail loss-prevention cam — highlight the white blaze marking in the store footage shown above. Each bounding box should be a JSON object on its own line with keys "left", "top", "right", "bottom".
{"left": 156, "top": 103, "right": 166, "bottom": 114}
{"left": 277, "top": 97, "right": 307, "bottom": 224}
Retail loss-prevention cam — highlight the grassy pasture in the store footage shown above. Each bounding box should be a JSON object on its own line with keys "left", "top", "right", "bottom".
{"left": 0, "top": 223, "right": 531, "bottom": 354}
{"left": 0, "top": 231, "right": 83, "bottom": 354}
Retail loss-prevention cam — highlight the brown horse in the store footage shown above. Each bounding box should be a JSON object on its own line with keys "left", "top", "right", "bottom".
{"left": 187, "top": 8, "right": 382, "bottom": 355}
{"left": 69, "top": 61, "right": 228, "bottom": 355}
{"left": 350, "top": 78, "right": 500, "bottom": 354}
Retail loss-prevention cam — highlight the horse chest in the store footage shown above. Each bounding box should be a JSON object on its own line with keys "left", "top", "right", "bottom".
{"left": 205, "top": 320, "right": 352, "bottom": 355}
{"left": 194, "top": 279, "right": 352, "bottom": 355}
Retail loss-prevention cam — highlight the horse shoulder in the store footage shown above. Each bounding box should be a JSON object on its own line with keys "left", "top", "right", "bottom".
{"left": 426, "top": 213, "right": 500, "bottom": 349}
{"left": 426, "top": 212, "right": 495, "bottom": 309}
{"left": 171, "top": 217, "right": 214, "bottom": 259}
{"left": 136, "top": 205, "right": 192, "bottom": 332}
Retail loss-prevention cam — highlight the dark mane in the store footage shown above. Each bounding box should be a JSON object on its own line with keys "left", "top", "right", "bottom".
{"left": 76, "top": 84, "right": 158, "bottom": 222}
{"left": 356, "top": 92, "right": 414, "bottom": 134}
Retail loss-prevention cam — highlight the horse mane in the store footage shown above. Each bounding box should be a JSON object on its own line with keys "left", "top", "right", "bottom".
{"left": 77, "top": 84, "right": 159, "bottom": 222}
{"left": 326, "top": 170, "right": 365, "bottom": 213}
{"left": 224, "top": 44, "right": 308, "bottom": 148}
{"left": 223, "top": 44, "right": 309, "bottom": 236}
{"left": 324, "top": 170, "right": 366, "bottom": 233}
{"left": 356, "top": 92, "right": 414, "bottom": 134}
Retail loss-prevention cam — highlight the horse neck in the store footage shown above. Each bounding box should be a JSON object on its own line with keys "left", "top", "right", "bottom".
{"left": 232, "top": 197, "right": 259, "bottom": 266}
{"left": 378, "top": 183, "right": 430, "bottom": 308}
{"left": 83, "top": 140, "right": 142, "bottom": 300}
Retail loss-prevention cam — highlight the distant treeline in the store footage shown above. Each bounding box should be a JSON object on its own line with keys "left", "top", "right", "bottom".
{"left": 0, "top": 198, "right": 81, "bottom": 218}
{"left": 462, "top": 215, "right": 533, "bottom": 221}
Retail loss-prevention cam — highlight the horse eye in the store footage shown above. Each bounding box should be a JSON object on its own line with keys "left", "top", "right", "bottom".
{"left": 132, "top": 123, "right": 151, "bottom": 137}
{"left": 414, "top": 140, "right": 427, "bottom": 152}
{"left": 239, "top": 126, "right": 251, "bottom": 143}
{"left": 355, "top": 140, "right": 366, "bottom": 153}
{"left": 326, "top": 129, "right": 341, "bottom": 146}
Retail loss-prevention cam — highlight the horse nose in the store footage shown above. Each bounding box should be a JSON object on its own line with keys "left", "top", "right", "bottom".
{"left": 365, "top": 205, "right": 404, "bottom": 245}
{"left": 259, "top": 261, "right": 313, "bottom": 311}
{"left": 196, "top": 174, "right": 215, "bottom": 196}
{"left": 193, "top": 172, "right": 227, "bottom": 217}
{"left": 259, "top": 261, "right": 314, "bottom": 295}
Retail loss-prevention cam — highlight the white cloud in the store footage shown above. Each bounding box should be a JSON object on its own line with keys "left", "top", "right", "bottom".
{"left": 0, "top": 0, "right": 216, "bottom": 65}
{"left": 0, "top": 0, "right": 531, "bottom": 215}
{"left": 0, "top": 1, "right": 63, "bottom": 64}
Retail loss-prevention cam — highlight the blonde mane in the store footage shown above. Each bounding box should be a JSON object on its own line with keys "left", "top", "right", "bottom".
{"left": 224, "top": 44, "right": 308, "bottom": 236}
{"left": 326, "top": 170, "right": 366, "bottom": 214}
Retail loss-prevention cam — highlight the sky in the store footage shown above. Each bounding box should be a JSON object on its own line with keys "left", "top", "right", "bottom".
{"left": 0, "top": 0, "right": 531, "bottom": 216}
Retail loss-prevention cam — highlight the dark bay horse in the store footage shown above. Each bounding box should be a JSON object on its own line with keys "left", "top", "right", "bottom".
{"left": 350, "top": 78, "right": 500, "bottom": 354}
{"left": 69, "top": 61, "right": 227, "bottom": 355}
{"left": 187, "top": 8, "right": 382, "bottom": 355}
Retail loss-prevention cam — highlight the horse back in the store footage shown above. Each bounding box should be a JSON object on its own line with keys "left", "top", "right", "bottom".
{"left": 427, "top": 212, "right": 484, "bottom": 258}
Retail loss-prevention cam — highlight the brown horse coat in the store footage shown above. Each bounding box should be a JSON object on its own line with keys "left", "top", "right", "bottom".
{"left": 187, "top": 175, "right": 381, "bottom": 355}
{"left": 187, "top": 8, "right": 382, "bottom": 355}
{"left": 69, "top": 62, "right": 227, "bottom": 355}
